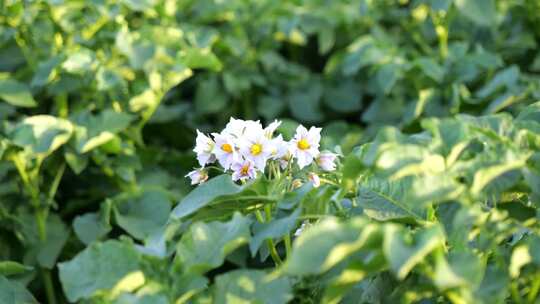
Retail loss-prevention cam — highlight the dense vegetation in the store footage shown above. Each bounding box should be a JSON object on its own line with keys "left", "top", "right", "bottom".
{"left": 1, "top": 0, "right": 540, "bottom": 303}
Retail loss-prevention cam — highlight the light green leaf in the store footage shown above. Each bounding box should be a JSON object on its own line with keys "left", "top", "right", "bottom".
{"left": 176, "top": 213, "right": 251, "bottom": 273}
{"left": 58, "top": 240, "right": 140, "bottom": 302}
{"left": 0, "top": 78, "right": 36, "bottom": 107}
{"left": 114, "top": 191, "right": 171, "bottom": 240}
{"left": 9, "top": 115, "right": 73, "bottom": 155}
{"left": 214, "top": 270, "right": 292, "bottom": 304}
{"left": 31, "top": 56, "right": 63, "bottom": 87}
{"left": 182, "top": 48, "right": 222, "bottom": 72}
{"left": 20, "top": 213, "right": 69, "bottom": 269}
{"left": 433, "top": 249, "right": 484, "bottom": 289}
{"left": 120, "top": 0, "right": 157, "bottom": 11}
{"left": 0, "top": 275, "right": 37, "bottom": 304}
{"left": 73, "top": 205, "right": 112, "bottom": 245}
{"left": 285, "top": 217, "right": 383, "bottom": 276}
{"left": 249, "top": 209, "right": 300, "bottom": 257}
{"left": 171, "top": 175, "right": 245, "bottom": 219}
{"left": 416, "top": 58, "right": 444, "bottom": 83}
{"left": 455, "top": 0, "right": 497, "bottom": 26}
{"left": 476, "top": 66, "right": 519, "bottom": 98}
{"left": 383, "top": 224, "right": 444, "bottom": 280}
{"left": 470, "top": 151, "right": 530, "bottom": 195}
{"left": 0, "top": 261, "right": 33, "bottom": 276}
{"left": 357, "top": 177, "right": 424, "bottom": 222}
{"left": 62, "top": 49, "right": 95, "bottom": 74}
{"left": 73, "top": 109, "right": 134, "bottom": 153}
{"left": 115, "top": 293, "right": 169, "bottom": 304}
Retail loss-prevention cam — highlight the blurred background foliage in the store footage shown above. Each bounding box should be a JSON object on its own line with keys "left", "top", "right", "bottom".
{"left": 1, "top": 0, "right": 540, "bottom": 302}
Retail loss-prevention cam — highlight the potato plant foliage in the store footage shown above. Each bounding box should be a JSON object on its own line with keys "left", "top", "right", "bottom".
{"left": 1, "top": 0, "right": 540, "bottom": 303}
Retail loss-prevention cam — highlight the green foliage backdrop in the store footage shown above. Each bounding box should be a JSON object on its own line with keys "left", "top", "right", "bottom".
{"left": 1, "top": 0, "right": 540, "bottom": 303}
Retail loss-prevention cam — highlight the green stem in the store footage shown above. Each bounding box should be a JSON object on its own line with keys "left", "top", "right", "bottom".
{"left": 11, "top": 155, "right": 57, "bottom": 304}
{"left": 41, "top": 269, "right": 57, "bottom": 304}
{"left": 528, "top": 272, "right": 540, "bottom": 303}
{"left": 510, "top": 282, "right": 523, "bottom": 304}
{"left": 267, "top": 239, "right": 283, "bottom": 265}
{"left": 284, "top": 234, "right": 292, "bottom": 259}
{"left": 254, "top": 209, "right": 283, "bottom": 265}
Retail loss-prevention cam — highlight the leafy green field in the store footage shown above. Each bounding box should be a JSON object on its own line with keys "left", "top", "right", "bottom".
{"left": 1, "top": 0, "right": 540, "bottom": 303}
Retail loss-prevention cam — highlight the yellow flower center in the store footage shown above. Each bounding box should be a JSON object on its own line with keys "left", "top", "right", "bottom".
{"left": 221, "top": 143, "right": 233, "bottom": 153}
{"left": 250, "top": 143, "right": 262, "bottom": 156}
{"left": 297, "top": 138, "right": 310, "bottom": 150}
{"left": 240, "top": 164, "right": 250, "bottom": 175}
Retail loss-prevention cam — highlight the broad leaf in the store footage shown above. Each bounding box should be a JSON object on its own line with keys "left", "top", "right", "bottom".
{"left": 0, "top": 78, "right": 37, "bottom": 107}
{"left": 171, "top": 175, "right": 245, "bottom": 219}
{"left": 214, "top": 270, "right": 292, "bottom": 304}
{"left": 176, "top": 213, "right": 251, "bottom": 273}
{"left": 58, "top": 240, "right": 140, "bottom": 302}
{"left": 383, "top": 224, "right": 444, "bottom": 279}
{"left": 114, "top": 191, "right": 171, "bottom": 240}
{"left": 0, "top": 275, "right": 37, "bottom": 304}
{"left": 9, "top": 115, "right": 73, "bottom": 155}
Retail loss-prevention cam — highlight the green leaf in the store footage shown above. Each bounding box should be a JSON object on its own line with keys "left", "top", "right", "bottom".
{"left": 249, "top": 209, "right": 300, "bottom": 256}
{"left": 182, "top": 48, "right": 222, "bottom": 72}
{"left": 171, "top": 175, "right": 245, "bottom": 219}
{"left": 58, "top": 240, "right": 140, "bottom": 302}
{"left": 73, "top": 109, "right": 134, "bottom": 153}
{"left": 0, "top": 261, "right": 33, "bottom": 276}
{"left": 323, "top": 81, "right": 362, "bottom": 113}
{"left": 416, "top": 58, "right": 444, "bottom": 83}
{"left": 195, "top": 77, "right": 228, "bottom": 115}
{"left": 73, "top": 204, "right": 112, "bottom": 245}
{"left": 476, "top": 66, "right": 519, "bottom": 99}
{"left": 0, "top": 275, "right": 37, "bottom": 304}
{"left": 433, "top": 249, "right": 484, "bottom": 289}
{"left": 114, "top": 191, "right": 171, "bottom": 240}
{"left": 176, "top": 213, "right": 251, "bottom": 273}
{"left": 455, "top": 0, "right": 497, "bottom": 27}
{"left": 115, "top": 293, "right": 169, "bottom": 304}
{"left": 383, "top": 224, "right": 444, "bottom": 280}
{"left": 0, "top": 78, "right": 36, "bottom": 108}
{"left": 31, "top": 55, "right": 63, "bottom": 87}
{"left": 470, "top": 150, "right": 530, "bottom": 195}
{"left": 357, "top": 177, "right": 424, "bottom": 222}
{"left": 9, "top": 115, "right": 73, "bottom": 155}
{"left": 213, "top": 270, "right": 293, "bottom": 304}
{"left": 287, "top": 84, "right": 324, "bottom": 123}
{"left": 120, "top": 0, "right": 157, "bottom": 11}
{"left": 20, "top": 213, "right": 69, "bottom": 269}
{"left": 62, "top": 49, "right": 95, "bottom": 74}
{"left": 285, "top": 217, "right": 383, "bottom": 276}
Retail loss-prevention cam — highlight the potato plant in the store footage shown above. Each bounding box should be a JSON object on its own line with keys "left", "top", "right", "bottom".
{"left": 0, "top": 0, "right": 540, "bottom": 303}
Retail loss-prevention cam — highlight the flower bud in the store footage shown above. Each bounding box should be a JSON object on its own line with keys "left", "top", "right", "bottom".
{"left": 185, "top": 168, "right": 208, "bottom": 185}
{"left": 308, "top": 172, "right": 320, "bottom": 187}
{"left": 316, "top": 151, "right": 337, "bottom": 171}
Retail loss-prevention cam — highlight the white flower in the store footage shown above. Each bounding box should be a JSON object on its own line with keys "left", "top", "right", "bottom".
{"left": 212, "top": 132, "right": 239, "bottom": 169}
{"left": 294, "top": 221, "right": 311, "bottom": 237}
{"left": 290, "top": 125, "right": 321, "bottom": 169}
{"left": 264, "top": 120, "right": 281, "bottom": 138}
{"left": 223, "top": 117, "right": 263, "bottom": 138}
{"left": 193, "top": 130, "right": 215, "bottom": 166}
{"left": 308, "top": 172, "right": 320, "bottom": 187}
{"left": 185, "top": 168, "right": 209, "bottom": 185}
{"left": 231, "top": 159, "right": 257, "bottom": 181}
{"left": 269, "top": 134, "right": 288, "bottom": 160}
{"left": 317, "top": 151, "right": 337, "bottom": 171}
{"left": 239, "top": 128, "right": 272, "bottom": 171}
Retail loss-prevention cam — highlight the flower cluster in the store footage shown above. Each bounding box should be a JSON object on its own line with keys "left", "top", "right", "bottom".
{"left": 186, "top": 118, "right": 337, "bottom": 184}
